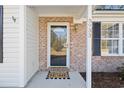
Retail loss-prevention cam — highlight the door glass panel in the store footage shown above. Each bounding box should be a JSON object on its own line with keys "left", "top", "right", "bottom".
{"left": 50, "top": 26, "right": 67, "bottom": 66}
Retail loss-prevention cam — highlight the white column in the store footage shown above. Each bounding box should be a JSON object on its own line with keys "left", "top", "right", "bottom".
{"left": 86, "top": 5, "right": 92, "bottom": 88}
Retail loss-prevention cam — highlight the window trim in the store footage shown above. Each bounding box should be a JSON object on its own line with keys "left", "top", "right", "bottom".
{"left": 101, "top": 22, "right": 124, "bottom": 56}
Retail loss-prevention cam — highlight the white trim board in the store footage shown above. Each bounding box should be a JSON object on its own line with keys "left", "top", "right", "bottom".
{"left": 47, "top": 22, "right": 70, "bottom": 68}
{"left": 19, "top": 5, "right": 26, "bottom": 87}
{"left": 92, "top": 18, "right": 124, "bottom": 22}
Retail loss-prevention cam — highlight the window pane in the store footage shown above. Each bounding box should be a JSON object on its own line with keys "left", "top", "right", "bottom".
{"left": 101, "top": 31, "right": 107, "bottom": 38}
{"left": 101, "top": 40, "right": 119, "bottom": 55}
{"left": 101, "top": 24, "right": 108, "bottom": 30}
{"left": 101, "top": 23, "right": 119, "bottom": 38}
{"left": 108, "top": 30, "right": 113, "bottom": 38}
{"left": 113, "top": 40, "right": 119, "bottom": 54}
{"left": 101, "top": 40, "right": 107, "bottom": 49}
{"left": 113, "top": 24, "right": 119, "bottom": 38}
{"left": 101, "top": 40, "right": 108, "bottom": 55}
{"left": 107, "top": 24, "right": 113, "bottom": 38}
{"left": 108, "top": 23, "right": 113, "bottom": 30}
{"left": 114, "top": 24, "right": 119, "bottom": 30}
{"left": 123, "top": 24, "right": 124, "bottom": 38}
{"left": 114, "top": 30, "right": 119, "bottom": 38}
{"left": 101, "top": 24, "right": 108, "bottom": 38}
{"left": 107, "top": 40, "right": 112, "bottom": 54}
{"left": 95, "top": 5, "right": 124, "bottom": 11}
{"left": 101, "top": 40, "right": 112, "bottom": 54}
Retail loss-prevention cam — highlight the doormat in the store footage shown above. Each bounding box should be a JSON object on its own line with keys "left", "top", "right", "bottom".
{"left": 46, "top": 71, "right": 70, "bottom": 79}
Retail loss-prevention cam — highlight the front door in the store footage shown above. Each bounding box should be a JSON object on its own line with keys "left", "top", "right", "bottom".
{"left": 48, "top": 23, "right": 70, "bottom": 67}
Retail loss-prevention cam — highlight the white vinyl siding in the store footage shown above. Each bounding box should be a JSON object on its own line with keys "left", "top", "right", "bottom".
{"left": 0, "top": 6, "right": 20, "bottom": 87}
{"left": 25, "top": 6, "right": 39, "bottom": 84}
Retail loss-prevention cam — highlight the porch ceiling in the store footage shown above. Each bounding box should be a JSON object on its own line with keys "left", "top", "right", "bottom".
{"left": 30, "top": 5, "right": 87, "bottom": 19}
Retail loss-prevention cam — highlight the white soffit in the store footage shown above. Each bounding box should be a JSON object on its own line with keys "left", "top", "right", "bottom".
{"left": 30, "top": 5, "right": 87, "bottom": 18}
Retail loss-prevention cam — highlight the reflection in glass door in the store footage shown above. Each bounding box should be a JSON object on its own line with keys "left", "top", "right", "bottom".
{"left": 50, "top": 26, "right": 67, "bottom": 66}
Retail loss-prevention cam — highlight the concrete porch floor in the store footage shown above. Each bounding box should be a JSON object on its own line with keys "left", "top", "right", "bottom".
{"left": 26, "top": 71, "right": 86, "bottom": 88}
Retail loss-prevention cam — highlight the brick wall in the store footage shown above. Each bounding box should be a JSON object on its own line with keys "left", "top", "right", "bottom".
{"left": 39, "top": 17, "right": 86, "bottom": 72}
{"left": 92, "top": 56, "right": 124, "bottom": 72}
{"left": 39, "top": 16, "right": 124, "bottom": 72}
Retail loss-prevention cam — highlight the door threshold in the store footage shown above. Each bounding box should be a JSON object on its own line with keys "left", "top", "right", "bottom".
{"left": 49, "top": 66, "right": 68, "bottom": 68}
{"left": 48, "top": 67, "right": 69, "bottom": 72}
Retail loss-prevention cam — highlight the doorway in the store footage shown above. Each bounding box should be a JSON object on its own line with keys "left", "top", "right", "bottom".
{"left": 47, "top": 22, "right": 70, "bottom": 67}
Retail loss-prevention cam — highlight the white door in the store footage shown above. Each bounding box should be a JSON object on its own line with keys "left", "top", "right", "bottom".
{"left": 47, "top": 22, "right": 70, "bottom": 67}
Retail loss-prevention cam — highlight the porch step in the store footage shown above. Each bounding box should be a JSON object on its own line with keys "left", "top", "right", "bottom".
{"left": 48, "top": 67, "right": 69, "bottom": 72}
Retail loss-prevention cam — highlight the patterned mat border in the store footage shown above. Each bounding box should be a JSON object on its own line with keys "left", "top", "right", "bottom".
{"left": 46, "top": 71, "right": 70, "bottom": 79}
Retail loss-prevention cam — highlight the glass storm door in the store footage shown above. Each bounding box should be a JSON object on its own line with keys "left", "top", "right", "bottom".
{"left": 50, "top": 26, "right": 67, "bottom": 66}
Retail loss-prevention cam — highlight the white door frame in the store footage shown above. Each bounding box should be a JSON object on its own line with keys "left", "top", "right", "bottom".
{"left": 47, "top": 22, "right": 70, "bottom": 68}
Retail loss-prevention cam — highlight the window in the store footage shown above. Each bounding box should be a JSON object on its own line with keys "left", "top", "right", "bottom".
{"left": 93, "top": 22, "right": 124, "bottom": 56}
{"left": 101, "top": 23, "right": 119, "bottom": 56}
{"left": 95, "top": 5, "right": 124, "bottom": 11}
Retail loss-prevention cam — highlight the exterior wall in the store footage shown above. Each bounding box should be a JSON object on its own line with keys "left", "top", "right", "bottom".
{"left": 70, "top": 23, "right": 86, "bottom": 72}
{"left": 25, "top": 6, "right": 39, "bottom": 84}
{"left": 0, "top": 6, "right": 20, "bottom": 87}
{"left": 92, "top": 56, "right": 124, "bottom": 72}
{"left": 39, "top": 16, "right": 124, "bottom": 72}
{"left": 92, "top": 15, "right": 124, "bottom": 72}
{"left": 39, "top": 17, "right": 86, "bottom": 72}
